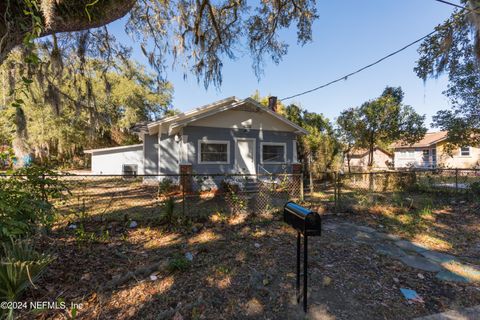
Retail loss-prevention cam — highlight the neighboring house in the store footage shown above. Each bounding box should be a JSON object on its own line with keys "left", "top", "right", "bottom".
{"left": 393, "top": 131, "right": 480, "bottom": 169}
{"left": 85, "top": 97, "right": 307, "bottom": 176}
{"left": 343, "top": 147, "right": 393, "bottom": 172}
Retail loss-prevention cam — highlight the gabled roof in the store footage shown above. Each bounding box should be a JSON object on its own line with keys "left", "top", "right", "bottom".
{"left": 348, "top": 147, "right": 393, "bottom": 158}
{"left": 393, "top": 131, "right": 448, "bottom": 149}
{"left": 146, "top": 97, "right": 308, "bottom": 136}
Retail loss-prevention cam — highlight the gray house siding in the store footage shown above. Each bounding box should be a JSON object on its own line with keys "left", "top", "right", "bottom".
{"left": 182, "top": 126, "right": 296, "bottom": 174}
{"left": 143, "top": 133, "right": 159, "bottom": 174}
{"left": 159, "top": 134, "right": 179, "bottom": 174}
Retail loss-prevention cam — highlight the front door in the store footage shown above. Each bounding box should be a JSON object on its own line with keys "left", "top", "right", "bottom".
{"left": 235, "top": 138, "right": 256, "bottom": 174}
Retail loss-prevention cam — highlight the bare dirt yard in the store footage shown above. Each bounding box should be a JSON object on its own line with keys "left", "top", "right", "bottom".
{"left": 18, "top": 182, "right": 480, "bottom": 319}
{"left": 341, "top": 191, "right": 480, "bottom": 264}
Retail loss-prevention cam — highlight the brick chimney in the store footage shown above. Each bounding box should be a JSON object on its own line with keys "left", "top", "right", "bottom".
{"left": 268, "top": 96, "right": 278, "bottom": 112}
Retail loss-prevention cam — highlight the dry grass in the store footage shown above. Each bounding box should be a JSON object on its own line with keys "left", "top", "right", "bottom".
{"left": 343, "top": 191, "right": 480, "bottom": 260}
{"left": 13, "top": 180, "right": 480, "bottom": 319}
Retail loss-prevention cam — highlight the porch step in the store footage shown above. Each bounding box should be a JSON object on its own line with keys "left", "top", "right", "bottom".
{"left": 244, "top": 180, "right": 259, "bottom": 193}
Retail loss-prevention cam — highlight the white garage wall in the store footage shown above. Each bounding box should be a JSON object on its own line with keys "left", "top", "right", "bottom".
{"left": 91, "top": 145, "right": 144, "bottom": 175}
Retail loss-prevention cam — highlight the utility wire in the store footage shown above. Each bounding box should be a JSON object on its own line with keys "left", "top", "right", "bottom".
{"left": 280, "top": 30, "right": 437, "bottom": 101}
{"left": 432, "top": 0, "right": 467, "bottom": 10}
{"left": 280, "top": 2, "right": 471, "bottom": 102}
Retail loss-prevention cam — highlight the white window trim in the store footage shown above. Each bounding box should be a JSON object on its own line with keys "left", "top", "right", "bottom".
{"left": 197, "top": 139, "right": 230, "bottom": 164}
{"left": 260, "top": 142, "right": 287, "bottom": 164}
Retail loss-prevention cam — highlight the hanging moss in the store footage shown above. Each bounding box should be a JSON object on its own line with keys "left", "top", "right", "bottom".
{"left": 46, "top": 83, "right": 61, "bottom": 115}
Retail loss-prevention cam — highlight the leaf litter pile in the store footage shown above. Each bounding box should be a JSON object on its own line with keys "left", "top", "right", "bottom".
{"left": 20, "top": 210, "right": 480, "bottom": 320}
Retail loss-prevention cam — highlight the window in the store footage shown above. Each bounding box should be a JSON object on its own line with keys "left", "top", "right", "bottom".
{"left": 461, "top": 147, "right": 470, "bottom": 156}
{"left": 198, "top": 140, "right": 229, "bottom": 163}
{"left": 422, "top": 150, "right": 429, "bottom": 157}
{"left": 400, "top": 150, "right": 415, "bottom": 159}
{"left": 261, "top": 143, "right": 286, "bottom": 163}
{"left": 399, "top": 150, "right": 414, "bottom": 158}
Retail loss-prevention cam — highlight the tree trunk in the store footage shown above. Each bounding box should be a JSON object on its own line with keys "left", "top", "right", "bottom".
{"left": 368, "top": 146, "right": 374, "bottom": 168}
{"left": 0, "top": 0, "right": 137, "bottom": 64}
{"left": 12, "top": 107, "right": 31, "bottom": 167}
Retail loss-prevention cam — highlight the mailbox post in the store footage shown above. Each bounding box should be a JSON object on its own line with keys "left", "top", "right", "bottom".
{"left": 283, "top": 201, "right": 322, "bottom": 313}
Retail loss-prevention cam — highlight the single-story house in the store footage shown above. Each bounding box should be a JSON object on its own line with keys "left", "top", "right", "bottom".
{"left": 392, "top": 131, "right": 480, "bottom": 169}
{"left": 343, "top": 147, "right": 393, "bottom": 172}
{"left": 85, "top": 96, "right": 307, "bottom": 177}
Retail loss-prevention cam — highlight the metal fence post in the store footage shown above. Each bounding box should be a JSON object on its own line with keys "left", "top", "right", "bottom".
{"left": 455, "top": 169, "right": 459, "bottom": 192}
{"left": 309, "top": 170, "right": 314, "bottom": 195}
{"left": 334, "top": 172, "right": 338, "bottom": 212}
{"left": 182, "top": 174, "right": 186, "bottom": 216}
{"left": 40, "top": 173, "right": 47, "bottom": 202}
{"left": 337, "top": 172, "right": 341, "bottom": 209}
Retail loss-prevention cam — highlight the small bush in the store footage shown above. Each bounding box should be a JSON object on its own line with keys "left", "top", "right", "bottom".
{"left": 0, "top": 166, "right": 69, "bottom": 241}
{"left": 0, "top": 147, "right": 15, "bottom": 170}
{"left": 158, "top": 178, "right": 176, "bottom": 196}
{"left": 74, "top": 225, "right": 110, "bottom": 244}
{"left": 167, "top": 254, "right": 190, "bottom": 272}
{"left": 161, "top": 197, "right": 176, "bottom": 225}
{"left": 469, "top": 181, "right": 480, "bottom": 196}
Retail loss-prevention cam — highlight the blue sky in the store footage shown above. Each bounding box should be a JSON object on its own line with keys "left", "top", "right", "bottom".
{"left": 109, "top": 0, "right": 461, "bottom": 129}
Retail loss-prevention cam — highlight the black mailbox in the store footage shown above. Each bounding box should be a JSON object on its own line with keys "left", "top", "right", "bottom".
{"left": 284, "top": 201, "right": 322, "bottom": 236}
{"left": 283, "top": 201, "right": 322, "bottom": 313}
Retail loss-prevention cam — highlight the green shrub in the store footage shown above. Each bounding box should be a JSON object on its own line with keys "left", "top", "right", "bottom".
{"left": 0, "top": 166, "right": 69, "bottom": 241}
{"left": 74, "top": 225, "right": 110, "bottom": 244}
{"left": 469, "top": 181, "right": 480, "bottom": 196}
{"left": 0, "top": 239, "right": 52, "bottom": 319}
{"left": 161, "top": 197, "right": 176, "bottom": 225}
{"left": 158, "top": 178, "right": 176, "bottom": 195}
{"left": 0, "top": 147, "right": 15, "bottom": 170}
{"left": 167, "top": 254, "right": 190, "bottom": 272}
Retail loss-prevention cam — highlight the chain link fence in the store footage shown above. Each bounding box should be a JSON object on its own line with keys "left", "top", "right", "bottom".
{"left": 3, "top": 169, "right": 478, "bottom": 221}
{"left": 8, "top": 173, "right": 303, "bottom": 223}
{"left": 304, "top": 169, "right": 480, "bottom": 212}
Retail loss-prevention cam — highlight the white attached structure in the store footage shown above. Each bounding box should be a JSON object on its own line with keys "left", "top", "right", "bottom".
{"left": 84, "top": 144, "right": 144, "bottom": 175}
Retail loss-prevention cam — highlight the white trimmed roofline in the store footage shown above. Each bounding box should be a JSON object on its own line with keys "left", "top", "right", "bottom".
{"left": 84, "top": 144, "right": 143, "bottom": 154}
{"left": 147, "top": 97, "right": 308, "bottom": 136}
{"left": 147, "top": 96, "right": 239, "bottom": 134}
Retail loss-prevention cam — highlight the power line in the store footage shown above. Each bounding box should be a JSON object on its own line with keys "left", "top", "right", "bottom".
{"left": 280, "top": 2, "right": 470, "bottom": 102}
{"left": 434, "top": 0, "right": 470, "bottom": 10}
{"left": 280, "top": 30, "right": 437, "bottom": 101}
{"left": 432, "top": 0, "right": 467, "bottom": 10}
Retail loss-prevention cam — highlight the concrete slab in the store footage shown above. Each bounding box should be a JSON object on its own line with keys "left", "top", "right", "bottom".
{"left": 420, "top": 251, "right": 456, "bottom": 264}
{"left": 399, "top": 255, "right": 442, "bottom": 272}
{"left": 395, "top": 240, "right": 429, "bottom": 254}
{"left": 373, "top": 243, "right": 408, "bottom": 258}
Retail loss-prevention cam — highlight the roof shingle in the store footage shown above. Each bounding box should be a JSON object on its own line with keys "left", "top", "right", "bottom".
{"left": 393, "top": 131, "right": 448, "bottom": 149}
